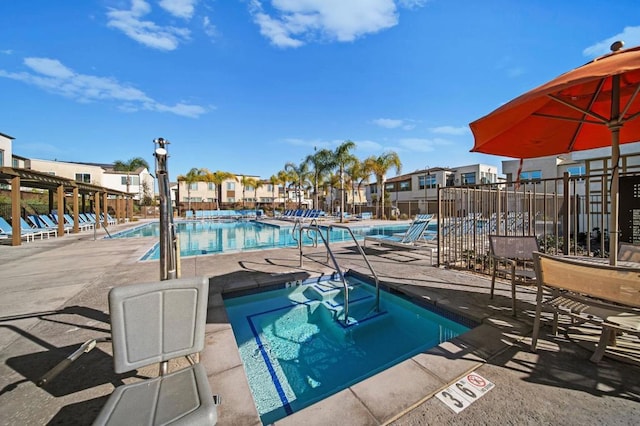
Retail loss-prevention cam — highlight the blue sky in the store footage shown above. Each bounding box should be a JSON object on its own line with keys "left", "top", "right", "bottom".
{"left": 2, "top": 0, "right": 640, "bottom": 180}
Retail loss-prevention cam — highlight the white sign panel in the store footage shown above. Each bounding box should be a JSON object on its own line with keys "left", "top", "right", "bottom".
{"left": 436, "top": 372, "right": 495, "bottom": 414}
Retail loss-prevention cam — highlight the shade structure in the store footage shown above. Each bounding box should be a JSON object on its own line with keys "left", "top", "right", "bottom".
{"left": 470, "top": 43, "right": 640, "bottom": 265}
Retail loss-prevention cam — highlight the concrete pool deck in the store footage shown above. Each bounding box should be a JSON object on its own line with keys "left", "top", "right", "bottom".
{"left": 0, "top": 219, "right": 638, "bottom": 425}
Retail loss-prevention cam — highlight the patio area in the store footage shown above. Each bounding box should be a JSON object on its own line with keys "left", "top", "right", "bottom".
{"left": 0, "top": 220, "right": 638, "bottom": 425}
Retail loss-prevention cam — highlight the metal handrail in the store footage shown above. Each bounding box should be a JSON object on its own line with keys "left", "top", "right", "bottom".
{"left": 298, "top": 223, "right": 381, "bottom": 323}
{"left": 329, "top": 224, "right": 381, "bottom": 313}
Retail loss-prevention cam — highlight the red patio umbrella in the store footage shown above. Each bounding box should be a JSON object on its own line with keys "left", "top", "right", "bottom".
{"left": 470, "top": 41, "right": 640, "bottom": 265}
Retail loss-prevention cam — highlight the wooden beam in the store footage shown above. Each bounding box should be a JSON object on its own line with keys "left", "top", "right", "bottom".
{"left": 11, "top": 175, "right": 21, "bottom": 246}
{"left": 128, "top": 198, "right": 133, "bottom": 222}
{"left": 57, "top": 184, "right": 65, "bottom": 238}
{"left": 103, "top": 192, "right": 108, "bottom": 228}
{"left": 95, "top": 192, "right": 101, "bottom": 229}
{"left": 73, "top": 187, "right": 80, "bottom": 234}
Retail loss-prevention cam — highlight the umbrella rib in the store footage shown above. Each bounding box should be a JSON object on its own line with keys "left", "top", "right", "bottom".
{"left": 531, "top": 113, "right": 603, "bottom": 125}
{"left": 547, "top": 94, "right": 608, "bottom": 124}
{"left": 618, "top": 82, "right": 640, "bottom": 124}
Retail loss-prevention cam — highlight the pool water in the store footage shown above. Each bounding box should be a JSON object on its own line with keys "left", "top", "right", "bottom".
{"left": 224, "top": 275, "right": 471, "bottom": 424}
{"left": 112, "top": 221, "right": 418, "bottom": 260}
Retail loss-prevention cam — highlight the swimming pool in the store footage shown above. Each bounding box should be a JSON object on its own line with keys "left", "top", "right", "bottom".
{"left": 224, "top": 274, "right": 471, "bottom": 424}
{"left": 112, "top": 221, "right": 417, "bottom": 260}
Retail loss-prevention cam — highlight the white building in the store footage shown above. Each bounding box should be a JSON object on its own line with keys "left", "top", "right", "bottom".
{"left": 0, "top": 132, "right": 14, "bottom": 167}
{"left": 367, "top": 164, "right": 499, "bottom": 212}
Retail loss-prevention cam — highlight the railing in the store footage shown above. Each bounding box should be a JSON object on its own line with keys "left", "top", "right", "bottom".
{"left": 433, "top": 171, "right": 640, "bottom": 275}
{"left": 298, "top": 223, "right": 381, "bottom": 324}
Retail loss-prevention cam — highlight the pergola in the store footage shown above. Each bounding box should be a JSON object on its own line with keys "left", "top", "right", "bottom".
{"left": 0, "top": 166, "right": 133, "bottom": 246}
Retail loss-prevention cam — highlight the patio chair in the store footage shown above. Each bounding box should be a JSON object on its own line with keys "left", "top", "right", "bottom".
{"left": 364, "top": 214, "right": 434, "bottom": 249}
{"left": 489, "top": 235, "right": 539, "bottom": 316}
{"left": 93, "top": 276, "right": 217, "bottom": 425}
{"left": 0, "top": 216, "right": 44, "bottom": 242}
{"left": 531, "top": 252, "right": 640, "bottom": 363}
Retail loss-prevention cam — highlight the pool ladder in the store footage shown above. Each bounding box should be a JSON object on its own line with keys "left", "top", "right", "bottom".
{"left": 298, "top": 223, "right": 380, "bottom": 325}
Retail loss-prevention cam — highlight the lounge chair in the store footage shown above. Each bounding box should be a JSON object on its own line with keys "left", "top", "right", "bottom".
{"left": 489, "top": 235, "right": 539, "bottom": 316}
{"left": 93, "top": 276, "right": 217, "bottom": 425}
{"left": 20, "top": 217, "right": 56, "bottom": 238}
{"left": 0, "top": 216, "right": 44, "bottom": 242}
{"left": 364, "top": 214, "right": 434, "bottom": 249}
{"left": 530, "top": 252, "right": 640, "bottom": 363}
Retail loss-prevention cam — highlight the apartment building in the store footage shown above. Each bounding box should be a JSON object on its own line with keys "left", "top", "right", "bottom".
{"left": 367, "top": 164, "right": 499, "bottom": 212}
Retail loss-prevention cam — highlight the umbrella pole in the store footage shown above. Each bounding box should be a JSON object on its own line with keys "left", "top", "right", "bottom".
{"left": 609, "top": 75, "right": 621, "bottom": 266}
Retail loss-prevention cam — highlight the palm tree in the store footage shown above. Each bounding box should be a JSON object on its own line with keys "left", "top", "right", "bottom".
{"left": 333, "top": 140, "right": 357, "bottom": 222}
{"left": 284, "top": 161, "right": 310, "bottom": 209}
{"left": 253, "top": 180, "right": 265, "bottom": 209}
{"left": 322, "top": 172, "right": 341, "bottom": 214}
{"left": 354, "top": 159, "right": 373, "bottom": 212}
{"left": 304, "top": 148, "right": 335, "bottom": 211}
{"left": 207, "top": 170, "right": 236, "bottom": 209}
{"left": 277, "top": 170, "right": 291, "bottom": 211}
{"left": 346, "top": 159, "right": 368, "bottom": 215}
{"left": 240, "top": 176, "right": 256, "bottom": 208}
{"left": 268, "top": 174, "right": 282, "bottom": 213}
{"left": 113, "top": 157, "right": 150, "bottom": 217}
{"left": 365, "top": 151, "right": 402, "bottom": 219}
{"left": 177, "top": 167, "right": 209, "bottom": 212}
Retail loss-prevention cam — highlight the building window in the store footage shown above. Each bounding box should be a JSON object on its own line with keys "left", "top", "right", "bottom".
{"left": 419, "top": 175, "right": 436, "bottom": 189}
{"left": 188, "top": 182, "right": 198, "bottom": 190}
{"left": 227, "top": 197, "right": 235, "bottom": 203}
{"left": 208, "top": 182, "right": 216, "bottom": 190}
{"left": 261, "top": 197, "right": 273, "bottom": 202}
{"left": 245, "top": 185, "right": 254, "bottom": 192}
{"left": 460, "top": 172, "right": 476, "bottom": 185}
{"left": 266, "top": 184, "right": 273, "bottom": 192}
{"left": 399, "top": 181, "right": 411, "bottom": 191}
{"left": 370, "top": 184, "right": 378, "bottom": 194}
{"left": 520, "top": 170, "right": 542, "bottom": 181}
{"left": 226, "top": 182, "right": 235, "bottom": 190}
{"left": 567, "top": 166, "right": 585, "bottom": 177}
{"left": 75, "top": 173, "right": 91, "bottom": 183}
{"left": 385, "top": 183, "right": 394, "bottom": 191}
{"left": 121, "top": 176, "right": 140, "bottom": 185}
{"left": 0, "top": 149, "right": 4, "bottom": 166}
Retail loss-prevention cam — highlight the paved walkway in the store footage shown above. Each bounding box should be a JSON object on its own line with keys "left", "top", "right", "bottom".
{"left": 0, "top": 220, "right": 638, "bottom": 425}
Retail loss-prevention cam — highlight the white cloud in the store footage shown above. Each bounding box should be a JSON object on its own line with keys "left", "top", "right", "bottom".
{"left": 106, "top": 0, "right": 191, "bottom": 50}
{"left": 159, "top": 0, "right": 198, "bottom": 19}
{"left": 0, "top": 57, "right": 206, "bottom": 118}
{"left": 372, "top": 118, "right": 416, "bottom": 130}
{"left": 203, "top": 16, "right": 217, "bottom": 38}
{"left": 354, "top": 139, "right": 383, "bottom": 151}
{"left": 1, "top": 49, "right": 13, "bottom": 55}
{"left": 397, "top": 137, "right": 451, "bottom": 152}
{"left": 398, "top": 0, "right": 429, "bottom": 9}
{"left": 373, "top": 118, "right": 403, "bottom": 128}
{"left": 583, "top": 26, "right": 640, "bottom": 57}
{"left": 429, "top": 126, "right": 469, "bottom": 136}
{"left": 249, "top": 0, "right": 427, "bottom": 48}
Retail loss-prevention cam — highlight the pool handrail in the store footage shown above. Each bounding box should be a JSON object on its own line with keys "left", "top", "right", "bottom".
{"left": 330, "top": 224, "right": 381, "bottom": 313}
{"left": 298, "top": 223, "right": 381, "bottom": 323}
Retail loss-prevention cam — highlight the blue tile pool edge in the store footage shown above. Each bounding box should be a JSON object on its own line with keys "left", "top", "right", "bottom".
{"left": 220, "top": 270, "right": 479, "bottom": 330}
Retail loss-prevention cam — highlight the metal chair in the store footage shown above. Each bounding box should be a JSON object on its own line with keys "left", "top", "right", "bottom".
{"left": 93, "top": 276, "right": 217, "bottom": 425}
{"left": 489, "top": 235, "right": 539, "bottom": 316}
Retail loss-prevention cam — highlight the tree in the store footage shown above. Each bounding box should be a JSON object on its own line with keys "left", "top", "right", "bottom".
{"left": 346, "top": 159, "right": 370, "bottom": 215}
{"left": 240, "top": 176, "right": 260, "bottom": 208}
{"left": 268, "top": 174, "right": 282, "bottom": 213}
{"left": 333, "top": 140, "right": 357, "bottom": 222}
{"left": 304, "top": 148, "right": 335, "bottom": 211}
{"left": 207, "top": 170, "right": 236, "bottom": 209}
{"left": 113, "top": 157, "right": 150, "bottom": 217}
{"left": 284, "top": 161, "right": 310, "bottom": 209}
{"left": 277, "top": 170, "right": 291, "bottom": 211}
{"left": 177, "top": 167, "right": 209, "bottom": 212}
{"left": 365, "top": 151, "right": 402, "bottom": 219}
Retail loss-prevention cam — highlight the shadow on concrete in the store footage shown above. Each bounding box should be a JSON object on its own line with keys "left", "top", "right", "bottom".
{"left": 47, "top": 395, "right": 109, "bottom": 426}
{"left": 5, "top": 344, "right": 134, "bottom": 397}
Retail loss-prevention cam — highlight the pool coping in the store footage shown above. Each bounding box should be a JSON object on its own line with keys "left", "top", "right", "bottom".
{"left": 203, "top": 269, "right": 527, "bottom": 425}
